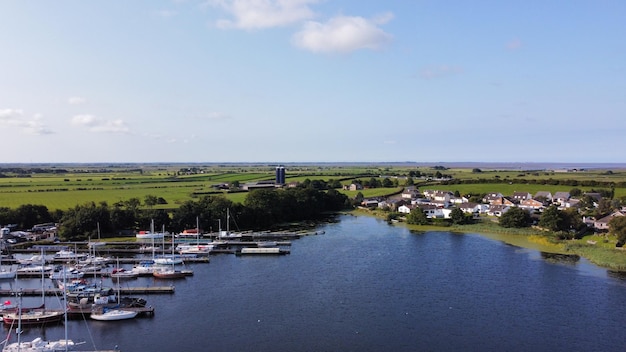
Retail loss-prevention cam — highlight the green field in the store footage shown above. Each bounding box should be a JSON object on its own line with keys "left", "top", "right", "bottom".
{"left": 1, "top": 164, "right": 625, "bottom": 211}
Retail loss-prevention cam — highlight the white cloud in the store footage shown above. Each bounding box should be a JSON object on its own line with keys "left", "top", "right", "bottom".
{"left": 208, "top": 0, "right": 318, "bottom": 29}
{"left": 71, "top": 114, "right": 130, "bottom": 133}
{"left": 419, "top": 65, "right": 463, "bottom": 80}
{"left": 0, "top": 108, "right": 54, "bottom": 135}
{"left": 292, "top": 14, "right": 393, "bottom": 53}
{"left": 68, "top": 96, "right": 86, "bottom": 105}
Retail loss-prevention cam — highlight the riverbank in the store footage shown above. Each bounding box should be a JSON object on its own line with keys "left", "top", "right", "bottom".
{"left": 351, "top": 208, "right": 626, "bottom": 272}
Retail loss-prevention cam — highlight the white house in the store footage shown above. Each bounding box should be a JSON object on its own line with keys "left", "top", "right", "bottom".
{"left": 488, "top": 205, "right": 511, "bottom": 217}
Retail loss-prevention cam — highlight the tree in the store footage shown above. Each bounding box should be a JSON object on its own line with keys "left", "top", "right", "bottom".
{"left": 406, "top": 208, "right": 429, "bottom": 225}
{"left": 539, "top": 206, "right": 562, "bottom": 232}
{"left": 450, "top": 207, "right": 466, "bottom": 225}
{"left": 499, "top": 207, "right": 531, "bottom": 228}
{"left": 382, "top": 178, "right": 394, "bottom": 188}
{"left": 144, "top": 195, "right": 158, "bottom": 207}
{"left": 570, "top": 188, "right": 582, "bottom": 197}
{"left": 609, "top": 216, "right": 626, "bottom": 247}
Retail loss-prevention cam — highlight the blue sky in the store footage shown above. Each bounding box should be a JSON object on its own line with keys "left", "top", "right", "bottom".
{"left": 1, "top": 0, "right": 624, "bottom": 163}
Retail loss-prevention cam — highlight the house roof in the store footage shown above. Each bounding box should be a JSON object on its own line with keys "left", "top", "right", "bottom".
{"left": 553, "top": 192, "right": 570, "bottom": 200}
{"left": 534, "top": 191, "right": 552, "bottom": 198}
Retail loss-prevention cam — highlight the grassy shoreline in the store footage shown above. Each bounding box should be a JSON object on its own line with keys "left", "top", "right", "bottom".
{"left": 351, "top": 208, "right": 626, "bottom": 272}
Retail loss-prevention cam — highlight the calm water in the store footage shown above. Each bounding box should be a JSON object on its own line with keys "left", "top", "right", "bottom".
{"left": 4, "top": 214, "right": 626, "bottom": 352}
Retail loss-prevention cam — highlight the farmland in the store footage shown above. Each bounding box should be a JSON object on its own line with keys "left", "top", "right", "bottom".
{"left": 1, "top": 163, "right": 626, "bottom": 211}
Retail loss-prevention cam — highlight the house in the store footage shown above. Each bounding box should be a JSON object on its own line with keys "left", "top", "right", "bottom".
{"left": 594, "top": 211, "right": 625, "bottom": 230}
{"left": 398, "top": 204, "right": 416, "bottom": 214}
{"left": 401, "top": 187, "right": 420, "bottom": 199}
{"left": 512, "top": 192, "right": 532, "bottom": 202}
{"left": 561, "top": 198, "right": 581, "bottom": 209}
{"left": 487, "top": 205, "right": 511, "bottom": 217}
{"left": 457, "top": 203, "right": 484, "bottom": 217}
{"left": 553, "top": 192, "right": 571, "bottom": 205}
{"left": 343, "top": 183, "right": 363, "bottom": 191}
{"left": 378, "top": 199, "right": 407, "bottom": 211}
{"left": 361, "top": 199, "right": 379, "bottom": 208}
{"left": 449, "top": 196, "right": 470, "bottom": 204}
{"left": 520, "top": 198, "right": 544, "bottom": 211}
{"left": 417, "top": 204, "right": 439, "bottom": 218}
{"left": 241, "top": 181, "right": 277, "bottom": 190}
{"left": 534, "top": 191, "right": 553, "bottom": 202}
{"left": 432, "top": 191, "right": 453, "bottom": 203}
{"left": 483, "top": 192, "right": 504, "bottom": 204}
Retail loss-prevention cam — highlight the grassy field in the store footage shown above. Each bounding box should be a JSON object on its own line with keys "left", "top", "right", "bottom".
{"left": 1, "top": 164, "right": 625, "bottom": 211}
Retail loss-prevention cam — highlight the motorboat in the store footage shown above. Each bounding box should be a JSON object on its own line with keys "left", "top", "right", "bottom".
{"left": 49, "top": 267, "right": 84, "bottom": 280}
{"left": 176, "top": 243, "right": 213, "bottom": 255}
{"left": 16, "top": 264, "right": 54, "bottom": 274}
{"left": 152, "top": 266, "right": 185, "bottom": 279}
{"left": 53, "top": 250, "right": 87, "bottom": 261}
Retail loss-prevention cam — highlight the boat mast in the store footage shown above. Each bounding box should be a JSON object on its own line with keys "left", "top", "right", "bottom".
{"left": 196, "top": 216, "right": 200, "bottom": 246}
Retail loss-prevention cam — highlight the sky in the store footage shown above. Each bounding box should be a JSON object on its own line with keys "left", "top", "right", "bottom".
{"left": 1, "top": 0, "right": 625, "bottom": 164}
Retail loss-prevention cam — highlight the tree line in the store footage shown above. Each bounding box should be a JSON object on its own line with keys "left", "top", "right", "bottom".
{"left": 1, "top": 187, "right": 351, "bottom": 241}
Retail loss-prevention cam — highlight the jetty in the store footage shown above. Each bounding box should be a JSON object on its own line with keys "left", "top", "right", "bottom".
{"left": 0, "top": 286, "right": 175, "bottom": 296}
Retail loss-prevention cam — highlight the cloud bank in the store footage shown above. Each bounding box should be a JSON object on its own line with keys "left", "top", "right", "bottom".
{"left": 71, "top": 114, "right": 130, "bottom": 133}
{"left": 0, "top": 108, "right": 54, "bottom": 135}
{"left": 209, "top": 0, "right": 318, "bottom": 29}
{"left": 292, "top": 14, "right": 393, "bottom": 53}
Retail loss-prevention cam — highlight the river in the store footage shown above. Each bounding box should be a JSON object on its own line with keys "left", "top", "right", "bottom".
{"left": 3, "top": 214, "right": 626, "bottom": 351}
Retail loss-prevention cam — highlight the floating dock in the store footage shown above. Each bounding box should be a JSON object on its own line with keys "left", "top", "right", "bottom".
{"left": 0, "top": 286, "right": 175, "bottom": 296}
{"left": 237, "top": 247, "right": 290, "bottom": 255}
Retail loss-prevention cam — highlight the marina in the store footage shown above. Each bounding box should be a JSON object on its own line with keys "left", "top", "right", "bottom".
{"left": 0, "top": 286, "right": 175, "bottom": 296}
{"left": 0, "top": 216, "right": 625, "bottom": 351}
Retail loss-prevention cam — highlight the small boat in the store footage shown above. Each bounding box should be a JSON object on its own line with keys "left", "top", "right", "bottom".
{"left": 135, "top": 231, "right": 165, "bottom": 240}
{"left": 90, "top": 307, "right": 138, "bottom": 321}
{"left": 136, "top": 220, "right": 166, "bottom": 240}
{"left": 49, "top": 267, "right": 84, "bottom": 280}
{"left": 16, "top": 264, "right": 54, "bottom": 274}
{"left": 0, "top": 268, "right": 16, "bottom": 280}
{"left": 153, "top": 254, "right": 186, "bottom": 265}
{"left": 2, "top": 309, "right": 65, "bottom": 326}
{"left": 130, "top": 262, "right": 156, "bottom": 276}
{"left": 53, "top": 250, "right": 87, "bottom": 261}
{"left": 17, "top": 255, "right": 44, "bottom": 265}
{"left": 110, "top": 268, "right": 138, "bottom": 279}
{"left": 1, "top": 337, "right": 75, "bottom": 352}
{"left": 176, "top": 244, "right": 213, "bottom": 255}
{"left": 153, "top": 266, "right": 185, "bottom": 279}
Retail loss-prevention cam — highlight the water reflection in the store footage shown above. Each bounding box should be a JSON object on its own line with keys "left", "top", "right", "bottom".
{"left": 540, "top": 252, "right": 581, "bottom": 265}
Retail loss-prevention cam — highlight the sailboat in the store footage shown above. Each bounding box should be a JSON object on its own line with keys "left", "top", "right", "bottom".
{"left": 136, "top": 219, "right": 165, "bottom": 240}
{"left": 2, "top": 248, "right": 64, "bottom": 326}
{"left": 175, "top": 217, "right": 212, "bottom": 256}
{"left": 110, "top": 258, "right": 138, "bottom": 279}
{"left": 0, "top": 253, "right": 16, "bottom": 280}
{"left": 154, "top": 225, "right": 183, "bottom": 265}
{"left": 90, "top": 265, "right": 138, "bottom": 321}
{"left": 218, "top": 208, "right": 241, "bottom": 240}
{"left": 1, "top": 293, "right": 75, "bottom": 351}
